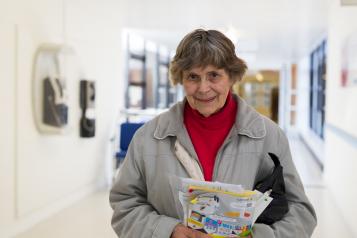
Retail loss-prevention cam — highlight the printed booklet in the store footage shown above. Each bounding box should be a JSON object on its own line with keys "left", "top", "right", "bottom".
{"left": 173, "top": 178, "right": 272, "bottom": 237}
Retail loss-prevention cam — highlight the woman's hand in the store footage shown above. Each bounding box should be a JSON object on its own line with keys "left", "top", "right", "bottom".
{"left": 170, "top": 224, "right": 211, "bottom": 238}
{"left": 170, "top": 224, "right": 253, "bottom": 238}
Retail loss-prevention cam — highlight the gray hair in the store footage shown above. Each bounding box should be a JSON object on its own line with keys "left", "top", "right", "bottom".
{"left": 169, "top": 29, "right": 247, "bottom": 85}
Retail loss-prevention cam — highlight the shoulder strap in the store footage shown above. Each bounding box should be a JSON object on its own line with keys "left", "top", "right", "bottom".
{"left": 268, "top": 152, "right": 280, "bottom": 167}
{"left": 174, "top": 139, "right": 205, "bottom": 181}
{"left": 254, "top": 153, "right": 284, "bottom": 193}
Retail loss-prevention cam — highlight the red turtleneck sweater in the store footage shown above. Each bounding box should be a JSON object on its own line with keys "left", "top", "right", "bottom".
{"left": 184, "top": 93, "right": 237, "bottom": 181}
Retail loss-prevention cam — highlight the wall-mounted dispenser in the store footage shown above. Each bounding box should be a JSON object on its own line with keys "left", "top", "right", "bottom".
{"left": 43, "top": 76, "right": 68, "bottom": 127}
{"left": 80, "top": 80, "right": 96, "bottom": 138}
{"left": 32, "top": 43, "right": 75, "bottom": 134}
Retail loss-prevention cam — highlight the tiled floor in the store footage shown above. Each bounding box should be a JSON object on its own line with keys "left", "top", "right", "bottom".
{"left": 13, "top": 189, "right": 117, "bottom": 238}
{"left": 288, "top": 134, "right": 354, "bottom": 238}
{"left": 14, "top": 136, "right": 354, "bottom": 238}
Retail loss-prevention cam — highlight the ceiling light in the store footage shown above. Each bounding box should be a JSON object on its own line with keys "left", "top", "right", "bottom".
{"left": 256, "top": 73, "right": 264, "bottom": 82}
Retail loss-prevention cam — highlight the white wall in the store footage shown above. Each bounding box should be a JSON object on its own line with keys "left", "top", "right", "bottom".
{"left": 0, "top": 0, "right": 126, "bottom": 236}
{"left": 0, "top": 23, "right": 17, "bottom": 235}
{"left": 323, "top": 0, "right": 357, "bottom": 236}
{"left": 296, "top": 56, "right": 310, "bottom": 133}
{"left": 278, "top": 63, "right": 290, "bottom": 130}
{"left": 294, "top": 1, "right": 357, "bottom": 235}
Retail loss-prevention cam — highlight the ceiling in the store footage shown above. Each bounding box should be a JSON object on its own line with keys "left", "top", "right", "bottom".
{"left": 121, "top": 0, "right": 329, "bottom": 70}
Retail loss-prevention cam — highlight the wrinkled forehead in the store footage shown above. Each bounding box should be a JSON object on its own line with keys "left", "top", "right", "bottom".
{"left": 183, "top": 65, "right": 227, "bottom": 75}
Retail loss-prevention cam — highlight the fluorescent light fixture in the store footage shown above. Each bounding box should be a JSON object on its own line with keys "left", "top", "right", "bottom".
{"left": 341, "top": 0, "right": 357, "bottom": 5}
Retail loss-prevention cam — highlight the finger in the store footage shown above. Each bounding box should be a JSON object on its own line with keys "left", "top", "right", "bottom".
{"left": 190, "top": 229, "right": 211, "bottom": 238}
{"left": 171, "top": 224, "right": 192, "bottom": 238}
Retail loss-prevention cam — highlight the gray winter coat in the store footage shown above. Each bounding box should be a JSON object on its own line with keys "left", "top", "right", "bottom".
{"left": 110, "top": 95, "right": 317, "bottom": 238}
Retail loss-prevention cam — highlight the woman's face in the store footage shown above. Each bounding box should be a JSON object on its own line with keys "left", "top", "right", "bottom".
{"left": 183, "top": 65, "right": 234, "bottom": 117}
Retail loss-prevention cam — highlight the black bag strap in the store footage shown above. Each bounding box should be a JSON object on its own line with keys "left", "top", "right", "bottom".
{"left": 255, "top": 153, "right": 285, "bottom": 194}
{"left": 268, "top": 152, "right": 280, "bottom": 167}
{"left": 254, "top": 153, "right": 289, "bottom": 225}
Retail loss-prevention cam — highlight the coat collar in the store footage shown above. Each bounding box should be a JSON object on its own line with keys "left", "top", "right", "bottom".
{"left": 153, "top": 94, "right": 266, "bottom": 140}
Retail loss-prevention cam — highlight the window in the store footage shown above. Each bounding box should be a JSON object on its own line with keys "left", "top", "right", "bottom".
{"left": 156, "top": 59, "right": 170, "bottom": 108}
{"left": 309, "top": 40, "right": 326, "bottom": 139}
{"left": 127, "top": 54, "right": 146, "bottom": 109}
{"left": 126, "top": 35, "right": 147, "bottom": 109}
{"left": 125, "top": 34, "right": 183, "bottom": 111}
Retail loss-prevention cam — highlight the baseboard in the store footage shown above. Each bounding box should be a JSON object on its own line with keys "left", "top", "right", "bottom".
{"left": 3, "top": 179, "right": 106, "bottom": 238}
{"left": 299, "top": 132, "right": 324, "bottom": 170}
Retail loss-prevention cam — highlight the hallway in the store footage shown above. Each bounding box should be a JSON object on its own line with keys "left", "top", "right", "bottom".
{"left": 289, "top": 134, "right": 354, "bottom": 237}
{"left": 12, "top": 135, "right": 354, "bottom": 238}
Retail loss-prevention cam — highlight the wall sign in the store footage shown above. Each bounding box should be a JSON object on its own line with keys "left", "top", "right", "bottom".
{"left": 341, "top": 31, "right": 357, "bottom": 87}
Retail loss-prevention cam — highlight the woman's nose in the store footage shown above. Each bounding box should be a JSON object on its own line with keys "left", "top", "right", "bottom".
{"left": 198, "top": 78, "right": 211, "bottom": 93}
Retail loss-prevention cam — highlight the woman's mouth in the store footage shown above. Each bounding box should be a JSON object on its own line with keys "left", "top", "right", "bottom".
{"left": 194, "top": 96, "right": 216, "bottom": 103}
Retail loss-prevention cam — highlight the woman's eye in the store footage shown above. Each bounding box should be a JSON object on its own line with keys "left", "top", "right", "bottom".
{"left": 208, "top": 72, "right": 220, "bottom": 80}
{"left": 188, "top": 74, "right": 200, "bottom": 81}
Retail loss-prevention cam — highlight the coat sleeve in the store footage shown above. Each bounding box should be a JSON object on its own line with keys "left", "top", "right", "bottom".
{"left": 253, "top": 127, "right": 317, "bottom": 238}
{"left": 109, "top": 129, "right": 180, "bottom": 238}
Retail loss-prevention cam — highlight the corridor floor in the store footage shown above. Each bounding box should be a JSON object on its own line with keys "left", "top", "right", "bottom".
{"left": 14, "top": 135, "right": 354, "bottom": 238}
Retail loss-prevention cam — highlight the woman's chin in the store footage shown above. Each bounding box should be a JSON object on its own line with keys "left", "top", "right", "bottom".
{"left": 198, "top": 109, "right": 215, "bottom": 117}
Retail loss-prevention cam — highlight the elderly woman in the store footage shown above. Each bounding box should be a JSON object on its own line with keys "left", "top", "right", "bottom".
{"left": 110, "top": 29, "right": 316, "bottom": 238}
